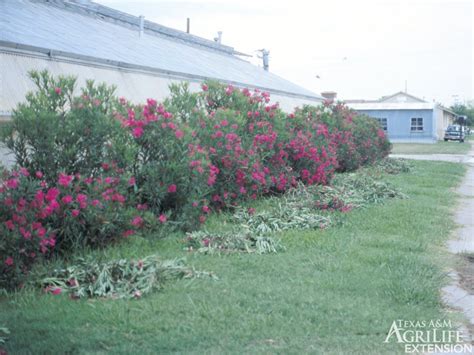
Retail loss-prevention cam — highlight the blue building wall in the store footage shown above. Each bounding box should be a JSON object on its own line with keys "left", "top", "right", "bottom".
{"left": 356, "top": 109, "right": 436, "bottom": 143}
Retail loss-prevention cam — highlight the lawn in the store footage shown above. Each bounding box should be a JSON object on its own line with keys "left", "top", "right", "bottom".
{"left": 391, "top": 141, "right": 471, "bottom": 155}
{"left": 0, "top": 161, "right": 467, "bottom": 354}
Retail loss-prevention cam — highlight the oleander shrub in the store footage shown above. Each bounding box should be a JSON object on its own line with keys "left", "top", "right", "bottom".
{"left": 0, "top": 70, "right": 130, "bottom": 183}
{"left": 0, "top": 168, "right": 148, "bottom": 289}
{"left": 188, "top": 82, "right": 339, "bottom": 206}
{"left": 0, "top": 72, "right": 392, "bottom": 289}
{"left": 190, "top": 93, "right": 295, "bottom": 206}
{"left": 115, "top": 97, "right": 215, "bottom": 229}
{"left": 296, "top": 102, "right": 391, "bottom": 172}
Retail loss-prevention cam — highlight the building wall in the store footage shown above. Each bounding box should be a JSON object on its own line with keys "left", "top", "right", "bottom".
{"left": 0, "top": 51, "right": 322, "bottom": 167}
{"left": 356, "top": 109, "right": 436, "bottom": 143}
{"left": 433, "top": 107, "right": 443, "bottom": 140}
{"left": 433, "top": 107, "right": 457, "bottom": 140}
{"left": 0, "top": 51, "right": 321, "bottom": 117}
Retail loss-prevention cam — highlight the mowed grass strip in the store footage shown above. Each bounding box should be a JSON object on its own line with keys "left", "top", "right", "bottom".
{"left": 391, "top": 141, "right": 471, "bottom": 155}
{"left": 0, "top": 161, "right": 466, "bottom": 354}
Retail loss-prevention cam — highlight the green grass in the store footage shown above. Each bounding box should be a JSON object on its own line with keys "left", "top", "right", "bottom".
{"left": 391, "top": 141, "right": 471, "bottom": 155}
{"left": 0, "top": 161, "right": 467, "bottom": 354}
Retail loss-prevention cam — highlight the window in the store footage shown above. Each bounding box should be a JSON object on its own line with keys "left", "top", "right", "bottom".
{"left": 375, "top": 118, "right": 388, "bottom": 131}
{"left": 411, "top": 117, "right": 423, "bottom": 132}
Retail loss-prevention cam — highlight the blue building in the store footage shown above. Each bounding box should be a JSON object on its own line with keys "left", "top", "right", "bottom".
{"left": 346, "top": 92, "right": 457, "bottom": 143}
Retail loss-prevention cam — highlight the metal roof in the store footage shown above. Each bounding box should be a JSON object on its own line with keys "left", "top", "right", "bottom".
{"left": 378, "top": 91, "right": 427, "bottom": 103}
{"left": 347, "top": 102, "right": 436, "bottom": 110}
{"left": 347, "top": 102, "right": 458, "bottom": 117}
{"left": 0, "top": 0, "right": 322, "bottom": 100}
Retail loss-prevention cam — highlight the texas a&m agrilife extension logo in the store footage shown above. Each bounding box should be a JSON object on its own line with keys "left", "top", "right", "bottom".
{"left": 384, "top": 319, "right": 473, "bottom": 353}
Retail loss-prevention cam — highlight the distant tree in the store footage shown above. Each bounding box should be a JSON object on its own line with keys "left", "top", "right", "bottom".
{"left": 450, "top": 101, "right": 474, "bottom": 127}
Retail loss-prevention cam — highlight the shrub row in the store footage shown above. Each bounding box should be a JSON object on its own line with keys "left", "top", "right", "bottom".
{"left": 0, "top": 71, "right": 390, "bottom": 288}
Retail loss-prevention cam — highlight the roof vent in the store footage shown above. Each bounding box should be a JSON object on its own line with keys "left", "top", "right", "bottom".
{"left": 257, "top": 49, "right": 270, "bottom": 71}
{"left": 139, "top": 15, "right": 145, "bottom": 37}
{"left": 214, "top": 31, "right": 222, "bottom": 44}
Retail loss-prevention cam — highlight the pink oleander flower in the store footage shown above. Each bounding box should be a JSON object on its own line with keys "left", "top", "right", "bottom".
{"left": 35, "top": 171, "right": 44, "bottom": 179}
{"left": 51, "top": 287, "right": 62, "bottom": 295}
{"left": 71, "top": 209, "right": 80, "bottom": 217}
{"left": 202, "top": 205, "right": 210, "bottom": 213}
{"left": 37, "top": 227, "right": 46, "bottom": 237}
{"left": 175, "top": 130, "right": 184, "bottom": 139}
{"left": 45, "top": 188, "right": 60, "bottom": 202}
{"left": 19, "top": 167, "right": 30, "bottom": 177}
{"left": 5, "top": 257, "right": 14, "bottom": 266}
{"left": 58, "top": 173, "right": 73, "bottom": 187}
{"left": 167, "top": 184, "right": 177, "bottom": 193}
{"left": 4, "top": 220, "right": 14, "bottom": 230}
{"left": 54, "top": 87, "right": 62, "bottom": 95}
{"left": 225, "top": 85, "right": 234, "bottom": 96}
{"left": 48, "top": 200, "right": 60, "bottom": 213}
{"left": 20, "top": 227, "right": 32, "bottom": 239}
{"left": 158, "top": 214, "right": 167, "bottom": 223}
{"left": 128, "top": 176, "right": 136, "bottom": 186}
{"left": 132, "top": 126, "right": 144, "bottom": 138}
{"left": 6, "top": 178, "right": 19, "bottom": 189}
{"left": 201, "top": 83, "right": 208, "bottom": 91}
{"left": 131, "top": 216, "right": 143, "bottom": 227}
{"left": 62, "top": 195, "right": 73, "bottom": 204}
{"left": 111, "top": 193, "right": 126, "bottom": 203}
{"left": 76, "top": 194, "right": 88, "bottom": 208}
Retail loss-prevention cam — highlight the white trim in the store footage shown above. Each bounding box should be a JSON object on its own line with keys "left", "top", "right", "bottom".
{"left": 347, "top": 102, "right": 435, "bottom": 110}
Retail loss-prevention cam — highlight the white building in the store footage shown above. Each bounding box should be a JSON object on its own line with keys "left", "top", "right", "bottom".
{"left": 0, "top": 0, "right": 323, "bottom": 124}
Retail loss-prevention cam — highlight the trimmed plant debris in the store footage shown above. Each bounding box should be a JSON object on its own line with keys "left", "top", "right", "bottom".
{"left": 39, "top": 255, "right": 217, "bottom": 300}
{"left": 185, "top": 161, "right": 408, "bottom": 254}
{"left": 372, "top": 158, "right": 412, "bottom": 175}
{"left": 185, "top": 230, "right": 282, "bottom": 254}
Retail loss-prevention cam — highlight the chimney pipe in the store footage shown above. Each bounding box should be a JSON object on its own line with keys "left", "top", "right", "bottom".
{"left": 214, "top": 31, "right": 222, "bottom": 44}
{"left": 139, "top": 15, "right": 145, "bottom": 37}
{"left": 257, "top": 49, "right": 270, "bottom": 71}
{"left": 321, "top": 91, "right": 337, "bottom": 103}
{"left": 186, "top": 18, "right": 190, "bottom": 33}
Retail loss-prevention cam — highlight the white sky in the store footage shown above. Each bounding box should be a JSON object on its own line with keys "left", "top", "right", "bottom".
{"left": 96, "top": 0, "right": 473, "bottom": 106}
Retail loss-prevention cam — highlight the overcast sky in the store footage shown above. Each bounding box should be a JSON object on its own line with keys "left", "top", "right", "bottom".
{"left": 96, "top": 0, "right": 473, "bottom": 106}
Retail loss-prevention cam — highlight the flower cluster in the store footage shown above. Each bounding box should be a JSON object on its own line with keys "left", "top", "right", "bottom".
{"left": 0, "top": 168, "right": 148, "bottom": 289}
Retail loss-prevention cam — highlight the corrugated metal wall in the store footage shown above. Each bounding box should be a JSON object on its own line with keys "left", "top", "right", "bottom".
{"left": 0, "top": 51, "right": 321, "bottom": 115}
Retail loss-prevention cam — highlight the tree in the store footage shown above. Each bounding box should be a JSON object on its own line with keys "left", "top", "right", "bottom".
{"left": 450, "top": 101, "right": 474, "bottom": 127}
